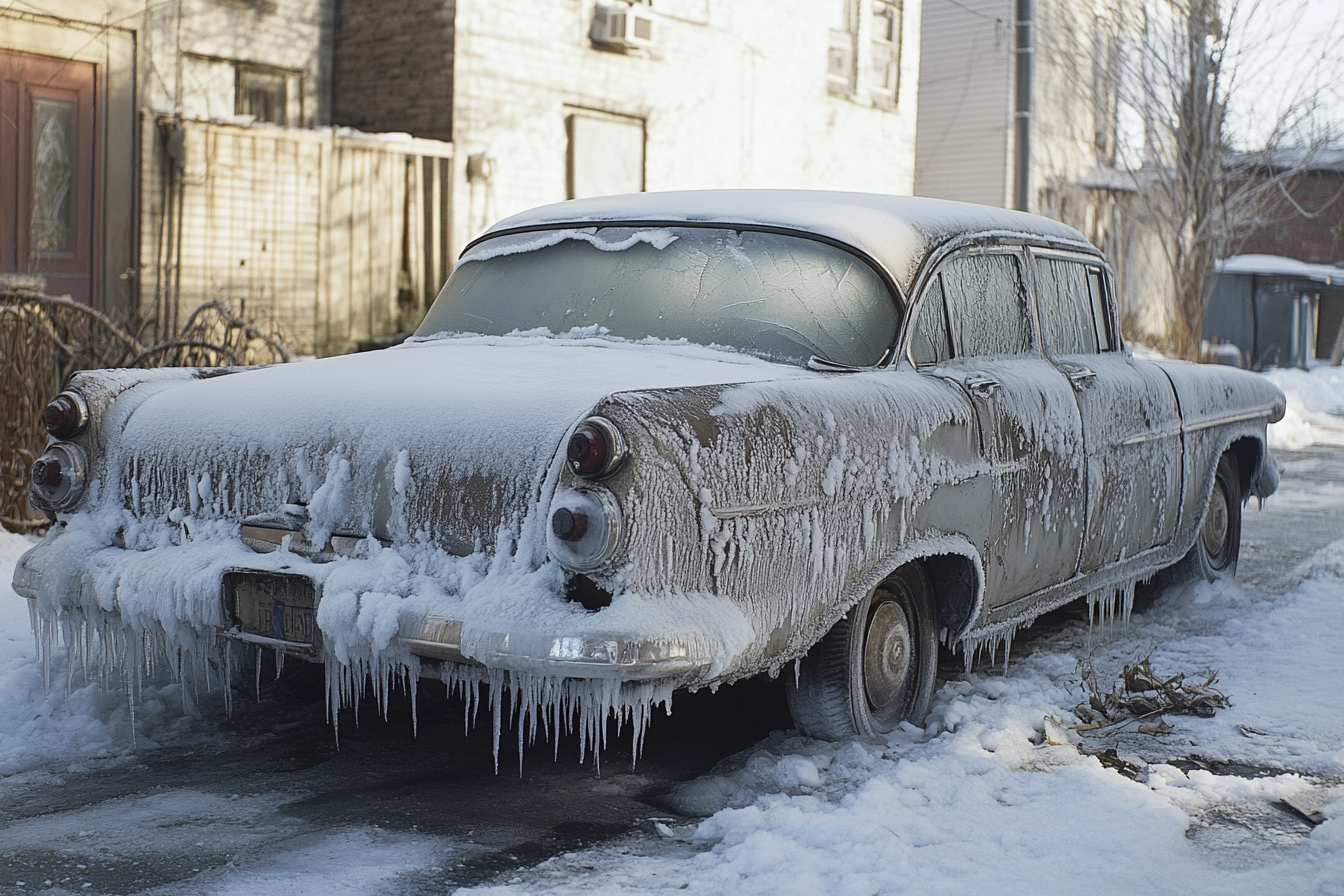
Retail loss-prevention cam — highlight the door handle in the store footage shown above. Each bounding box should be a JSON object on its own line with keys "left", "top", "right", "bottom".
{"left": 1064, "top": 364, "right": 1097, "bottom": 390}
{"left": 963, "top": 373, "right": 1001, "bottom": 398}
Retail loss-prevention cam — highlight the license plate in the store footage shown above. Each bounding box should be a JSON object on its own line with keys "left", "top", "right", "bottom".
{"left": 225, "top": 571, "right": 318, "bottom": 646}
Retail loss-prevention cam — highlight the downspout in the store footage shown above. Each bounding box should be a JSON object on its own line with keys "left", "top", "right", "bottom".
{"left": 1013, "top": 0, "right": 1034, "bottom": 212}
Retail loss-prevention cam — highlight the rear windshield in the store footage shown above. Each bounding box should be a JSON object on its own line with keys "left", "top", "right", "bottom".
{"left": 415, "top": 226, "right": 900, "bottom": 367}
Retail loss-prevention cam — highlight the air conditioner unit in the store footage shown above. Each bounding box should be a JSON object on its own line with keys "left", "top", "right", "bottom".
{"left": 591, "top": 3, "right": 656, "bottom": 50}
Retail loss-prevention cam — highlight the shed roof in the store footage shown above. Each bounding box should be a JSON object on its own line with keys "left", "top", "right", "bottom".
{"left": 1218, "top": 254, "right": 1344, "bottom": 286}
{"left": 477, "top": 190, "right": 1094, "bottom": 297}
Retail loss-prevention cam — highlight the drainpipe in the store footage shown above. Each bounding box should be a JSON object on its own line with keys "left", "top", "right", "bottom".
{"left": 1013, "top": 0, "right": 1034, "bottom": 212}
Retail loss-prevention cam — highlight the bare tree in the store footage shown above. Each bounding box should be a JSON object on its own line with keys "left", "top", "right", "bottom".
{"left": 1111, "top": 0, "right": 1341, "bottom": 359}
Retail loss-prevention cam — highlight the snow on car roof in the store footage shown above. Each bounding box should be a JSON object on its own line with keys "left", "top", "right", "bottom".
{"left": 477, "top": 190, "right": 1095, "bottom": 297}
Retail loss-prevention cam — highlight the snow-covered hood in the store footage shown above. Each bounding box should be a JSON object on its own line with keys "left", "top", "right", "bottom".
{"left": 98, "top": 334, "right": 804, "bottom": 552}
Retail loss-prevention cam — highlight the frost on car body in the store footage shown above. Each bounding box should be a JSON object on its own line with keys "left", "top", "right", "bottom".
{"left": 13, "top": 191, "right": 1287, "bottom": 759}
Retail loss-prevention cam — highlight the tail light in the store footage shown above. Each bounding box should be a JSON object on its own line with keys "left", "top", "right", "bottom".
{"left": 31, "top": 442, "right": 89, "bottom": 511}
{"left": 547, "top": 487, "right": 622, "bottom": 572}
{"left": 566, "top": 417, "right": 627, "bottom": 478}
{"left": 43, "top": 390, "right": 89, "bottom": 439}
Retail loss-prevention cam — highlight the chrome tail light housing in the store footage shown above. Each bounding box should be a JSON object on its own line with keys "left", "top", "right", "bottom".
{"left": 547, "top": 487, "right": 622, "bottom": 572}
{"left": 31, "top": 441, "right": 89, "bottom": 512}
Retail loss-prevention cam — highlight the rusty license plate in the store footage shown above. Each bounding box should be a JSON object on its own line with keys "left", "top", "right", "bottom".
{"left": 225, "top": 571, "right": 317, "bottom": 646}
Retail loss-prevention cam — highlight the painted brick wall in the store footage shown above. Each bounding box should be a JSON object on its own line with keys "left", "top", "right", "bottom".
{"left": 333, "top": 0, "right": 456, "bottom": 141}
{"left": 446, "top": 0, "right": 923, "bottom": 251}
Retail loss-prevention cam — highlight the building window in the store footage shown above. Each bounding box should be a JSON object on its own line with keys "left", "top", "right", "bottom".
{"left": 236, "top": 65, "right": 299, "bottom": 125}
{"left": 828, "top": 0, "right": 857, "bottom": 93}
{"left": 871, "top": 1, "right": 902, "bottom": 103}
{"left": 566, "top": 109, "right": 645, "bottom": 199}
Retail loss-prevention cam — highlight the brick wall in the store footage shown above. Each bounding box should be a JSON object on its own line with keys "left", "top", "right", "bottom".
{"left": 1233, "top": 169, "right": 1344, "bottom": 265}
{"left": 332, "top": 0, "right": 456, "bottom": 141}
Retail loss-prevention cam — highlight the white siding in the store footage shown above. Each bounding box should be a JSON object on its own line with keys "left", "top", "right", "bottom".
{"left": 913, "top": 0, "right": 1014, "bottom": 207}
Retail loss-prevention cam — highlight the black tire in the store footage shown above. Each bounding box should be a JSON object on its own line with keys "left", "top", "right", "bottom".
{"left": 1163, "top": 452, "right": 1242, "bottom": 586}
{"left": 786, "top": 564, "right": 939, "bottom": 740}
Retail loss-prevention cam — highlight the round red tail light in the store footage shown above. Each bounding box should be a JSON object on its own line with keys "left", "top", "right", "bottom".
{"left": 566, "top": 417, "right": 627, "bottom": 478}
{"left": 43, "top": 391, "right": 89, "bottom": 439}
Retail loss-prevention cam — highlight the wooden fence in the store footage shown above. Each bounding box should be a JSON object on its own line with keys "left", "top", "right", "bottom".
{"left": 142, "top": 117, "right": 454, "bottom": 356}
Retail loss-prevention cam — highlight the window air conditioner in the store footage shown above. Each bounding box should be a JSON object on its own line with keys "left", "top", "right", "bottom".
{"left": 591, "top": 3, "right": 656, "bottom": 50}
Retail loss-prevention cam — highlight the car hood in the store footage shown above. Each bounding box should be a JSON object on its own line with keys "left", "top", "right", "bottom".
{"left": 102, "top": 334, "right": 804, "bottom": 554}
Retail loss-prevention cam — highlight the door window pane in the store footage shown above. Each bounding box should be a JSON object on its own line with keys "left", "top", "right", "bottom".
{"left": 910, "top": 272, "right": 952, "bottom": 366}
{"left": 31, "top": 97, "right": 76, "bottom": 255}
{"left": 1087, "top": 267, "right": 1113, "bottom": 351}
{"left": 940, "top": 253, "right": 1033, "bottom": 357}
{"left": 1034, "top": 256, "right": 1099, "bottom": 354}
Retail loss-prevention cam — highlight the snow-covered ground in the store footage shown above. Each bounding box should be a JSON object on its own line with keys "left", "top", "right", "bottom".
{"left": 2, "top": 366, "right": 1344, "bottom": 895}
{"left": 1264, "top": 366, "right": 1344, "bottom": 450}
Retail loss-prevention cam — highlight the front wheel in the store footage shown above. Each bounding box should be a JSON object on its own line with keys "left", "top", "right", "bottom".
{"left": 1163, "top": 452, "right": 1242, "bottom": 586}
{"left": 786, "top": 564, "right": 938, "bottom": 740}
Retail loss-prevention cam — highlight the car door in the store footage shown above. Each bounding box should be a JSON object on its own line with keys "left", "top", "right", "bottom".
{"left": 1029, "top": 251, "right": 1182, "bottom": 572}
{"left": 908, "top": 247, "right": 1086, "bottom": 605}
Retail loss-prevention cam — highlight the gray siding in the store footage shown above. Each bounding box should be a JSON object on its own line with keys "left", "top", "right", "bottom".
{"left": 914, "top": 0, "right": 1014, "bottom": 207}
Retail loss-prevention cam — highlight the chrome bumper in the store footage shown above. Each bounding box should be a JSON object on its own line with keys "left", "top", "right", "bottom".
{"left": 399, "top": 616, "right": 710, "bottom": 680}
{"left": 14, "top": 532, "right": 711, "bottom": 683}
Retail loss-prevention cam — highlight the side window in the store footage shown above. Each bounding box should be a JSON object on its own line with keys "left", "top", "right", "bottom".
{"left": 1087, "top": 267, "right": 1113, "bottom": 351}
{"left": 910, "top": 273, "right": 952, "bottom": 366}
{"left": 1034, "top": 257, "right": 1098, "bottom": 354}
{"left": 1034, "top": 256, "right": 1114, "bottom": 354}
{"left": 940, "top": 252, "right": 1034, "bottom": 358}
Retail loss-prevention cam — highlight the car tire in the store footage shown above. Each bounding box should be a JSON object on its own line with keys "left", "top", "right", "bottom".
{"left": 786, "top": 563, "right": 938, "bottom": 740}
{"left": 1163, "top": 452, "right": 1242, "bottom": 586}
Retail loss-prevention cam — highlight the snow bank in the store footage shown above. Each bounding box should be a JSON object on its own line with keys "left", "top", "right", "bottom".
{"left": 1263, "top": 366, "right": 1344, "bottom": 449}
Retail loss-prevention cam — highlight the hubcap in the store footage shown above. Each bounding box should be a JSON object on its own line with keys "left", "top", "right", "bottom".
{"left": 863, "top": 600, "right": 912, "bottom": 711}
{"left": 1202, "top": 480, "right": 1230, "bottom": 563}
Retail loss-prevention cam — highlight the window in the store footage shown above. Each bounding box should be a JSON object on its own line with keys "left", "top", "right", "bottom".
{"left": 828, "top": 0, "right": 857, "bottom": 93}
{"left": 30, "top": 97, "right": 76, "bottom": 255}
{"left": 940, "top": 252, "right": 1034, "bottom": 358}
{"left": 566, "top": 109, "right": 645, "bottom": 199}
{"left": 1087, "top": 267, "right": 1113, "bottom": 351}
{"left": 871, "top": 1, "right": 902, "bottom": 102}
{"left": 910, "top": 273, "right": 952, "bottom": 366}
{"left": 420, "top": 227, "right": 899, "bottom": 367}
{"left": 1033, "top": 256, "right": 1113, "bottom": 354}
{"left": 236, "top": 65, "right": 299, "bottom": 125}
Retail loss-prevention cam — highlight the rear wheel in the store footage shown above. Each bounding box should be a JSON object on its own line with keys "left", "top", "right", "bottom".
{"left": 1164, "top": 452, "right": 1242, "bottom": 585}
{"left": 787, "top": 564, "right": 938, "bottom": 740}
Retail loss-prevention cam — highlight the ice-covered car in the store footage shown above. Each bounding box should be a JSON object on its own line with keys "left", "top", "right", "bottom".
{"left": 14, "top": 191, "right": 1285, "bottom": 749}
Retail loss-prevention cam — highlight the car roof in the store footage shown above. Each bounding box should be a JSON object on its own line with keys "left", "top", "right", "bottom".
{"left": 476, "top": 190, "right": 1097, "bottom": 299}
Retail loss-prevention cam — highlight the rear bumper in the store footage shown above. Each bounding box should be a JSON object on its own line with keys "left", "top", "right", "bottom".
{"left": 398, "top": 615, "right": 710, "bottom": 679}
{"left": 12, "top": 532, "right": 714, "bottom": 683}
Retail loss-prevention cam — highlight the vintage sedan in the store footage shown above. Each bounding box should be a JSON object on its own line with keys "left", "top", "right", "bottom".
{"left": 14, "top": 191, "right": 1284, "bottom": 749}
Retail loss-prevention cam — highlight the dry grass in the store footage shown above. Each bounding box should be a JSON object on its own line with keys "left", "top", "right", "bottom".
{"left": 1, "top": 291, "right": 294, "bottom": 533}
{"left": 1074, "top": 650, "right": 1230, "bottom": 731}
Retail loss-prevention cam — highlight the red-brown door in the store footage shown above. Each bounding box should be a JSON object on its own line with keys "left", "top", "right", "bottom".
{"left": 0, "top": 49, "right": 99, "bottom": 305}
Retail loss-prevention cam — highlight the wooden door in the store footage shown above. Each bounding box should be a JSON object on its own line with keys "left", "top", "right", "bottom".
{"left": 0, "top": 50, "right": 98, "bottom": 304}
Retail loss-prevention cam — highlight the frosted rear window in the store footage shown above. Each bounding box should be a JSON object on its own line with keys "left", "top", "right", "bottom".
{"left": 418, "top": 227, "right": 900, "bottom": 367}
